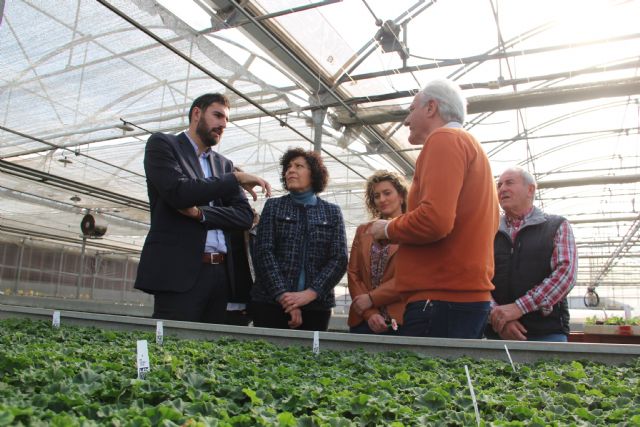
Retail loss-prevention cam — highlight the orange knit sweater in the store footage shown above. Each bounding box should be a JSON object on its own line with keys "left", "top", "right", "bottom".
{"left": 387, "top": 127, "right": 499, "bottom": 303}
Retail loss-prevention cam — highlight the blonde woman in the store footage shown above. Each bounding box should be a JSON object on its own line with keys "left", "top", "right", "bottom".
{"left": 348, "top": 171, "right": 408, "bottom": 334}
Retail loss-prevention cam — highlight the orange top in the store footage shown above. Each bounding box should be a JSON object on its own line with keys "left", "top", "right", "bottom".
{"left": 387, "top": 127, "right": 499, "bottom": 303}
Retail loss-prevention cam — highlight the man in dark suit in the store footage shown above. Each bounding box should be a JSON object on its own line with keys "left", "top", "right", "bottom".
{"left": 134, "top": 93, "right": 271, "bottom": 323}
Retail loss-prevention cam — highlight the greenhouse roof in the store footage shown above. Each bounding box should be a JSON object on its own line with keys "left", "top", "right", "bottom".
{"left": 2, "top": 0, "right": 640, "bottom": 294}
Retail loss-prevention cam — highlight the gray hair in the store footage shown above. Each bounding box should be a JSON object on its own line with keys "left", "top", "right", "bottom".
{"left": 510, "top": 167, "right": 536, "bottom": 187}
{"left": 503, "top": 167, "right": 537, "bottom": 200}
{"left": 419, "top": 79, "right": 466, "bottom": 123}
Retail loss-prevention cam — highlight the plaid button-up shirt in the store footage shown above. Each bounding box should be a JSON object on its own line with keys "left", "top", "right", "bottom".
{"left": 504, "top": 207, "right": 578, "bottom": 316}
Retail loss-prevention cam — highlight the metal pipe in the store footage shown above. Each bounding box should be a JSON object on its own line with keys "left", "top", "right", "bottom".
{"left": 312, "top": 108, "right": 327, "bottom": 153}
{"left": 76, "top": 236, "right": 87, "bottom": 299}
{"left": 0, "top": 159, "right": 149, "bottom": 211}
{"left": 222, "top": 0, "right": 414, "bottom": 174}
{"left": 95, "top": 0, "right": 367, "bottom": 179}
{"left": 537, "top": 174, "right": 640, "bottom": 189}
{"left": 55, "top": 250, "right": 64, "bottom": 298}
{"left": 202, "top": 0, "right": 343, "bottom": 32}
{"left": 13, "top": 240, "right": 25, "bottom": 294}
{"left": 121, "top": 256, "right": 129, "bottom": 303}
{"left": 0, "top": 224, "right": 140, "bottom": 254}
{"left": 338, "top": 33, "right": 640, "bottom": 84}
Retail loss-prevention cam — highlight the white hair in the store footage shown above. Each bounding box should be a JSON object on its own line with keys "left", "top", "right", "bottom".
{"left": 507, "top": 167, "right": 536, "bottom": 187}
{"left": 420, "top": 78, "right": 466, "bottom": 123}
{"left": 502, "top": 167, "right": 537, "bottom": 201}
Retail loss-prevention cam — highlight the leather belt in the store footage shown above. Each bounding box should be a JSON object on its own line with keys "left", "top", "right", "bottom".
{"left": 202, "top": 252, "right": 225, "bottom": 264}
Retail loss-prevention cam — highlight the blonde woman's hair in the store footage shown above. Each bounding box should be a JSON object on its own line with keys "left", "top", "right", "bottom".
{"left": 365, "top": 170, "right": 409, "bottom": 219}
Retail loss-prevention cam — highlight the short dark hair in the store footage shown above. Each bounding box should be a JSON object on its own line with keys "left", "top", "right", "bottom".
{"left": 365, "top": 170, "right": 409, "bottom": 218}
{"left": 280, "top": 147, "right": 329, "bottom": 194}
{"left": 188, "top": 93, "right": 230, "bottom": 123}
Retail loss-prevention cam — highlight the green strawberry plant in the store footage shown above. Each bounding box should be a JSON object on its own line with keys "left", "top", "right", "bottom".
{"left": 0, "top": 318, "right": 639, "bottom": 426}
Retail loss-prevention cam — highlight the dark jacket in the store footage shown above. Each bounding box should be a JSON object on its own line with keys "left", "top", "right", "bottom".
{"left": 227, "top": 228, "right": 255, "bottom": 304}
{"left": 491, "top": 208, "right": 570, "bottom": 337}
{"left": 251, "top": 194, "right": 348, "bottom": 310}
{"left": 134, "top": 132, "right": 253, "bottom": 294}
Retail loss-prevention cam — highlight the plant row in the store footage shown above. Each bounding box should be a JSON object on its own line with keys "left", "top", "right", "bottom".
{"left": 1, "top": 318, "right": 639, "bottom": 426}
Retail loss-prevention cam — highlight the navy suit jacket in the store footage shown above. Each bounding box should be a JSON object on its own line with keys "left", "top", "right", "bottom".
{"left": 134, "top": 132, "right": 253, "bottom": 294}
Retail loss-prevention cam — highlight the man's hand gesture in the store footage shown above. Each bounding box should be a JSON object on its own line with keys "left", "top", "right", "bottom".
{"left": 234, "top": 171, "right": 272, "bottom": 201}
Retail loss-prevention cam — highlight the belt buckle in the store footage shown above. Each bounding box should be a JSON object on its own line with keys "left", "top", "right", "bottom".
{"left": 210, "top": 253, "right": 221, "bottom": 264}
{"left": 210, "top": 253, "right": 217, "bottom": 264}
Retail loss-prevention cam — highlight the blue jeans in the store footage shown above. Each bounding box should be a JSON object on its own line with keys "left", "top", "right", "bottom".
{"left": 401, "top": 300, "right": 490, "bottom": 339}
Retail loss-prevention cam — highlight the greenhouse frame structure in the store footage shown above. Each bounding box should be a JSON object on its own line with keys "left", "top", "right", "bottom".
{"left": 1, "top": 0, "right": 640, "bottom": 317}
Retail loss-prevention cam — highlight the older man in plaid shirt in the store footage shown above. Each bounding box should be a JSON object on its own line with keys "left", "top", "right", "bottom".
{"left": 487, "top": 167, "right": 577, "bottom": 342}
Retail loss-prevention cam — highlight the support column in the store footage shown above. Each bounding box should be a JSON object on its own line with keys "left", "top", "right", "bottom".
{"left": 13, "top": 239, "right": 25, "bottom": 293}
{"left": 121, "top": 256, "right": 129, "bottom": 303}
{"left": 311, "top": 107, "right": 327, "bottom": 153}
{"left": 55, "top": 250, "right": 64, "bottom": 297}
{"left": 91, "top": 255, "right": 100, "bottom": 300}
{"left": 76, "top": 236, "right": 87, "bottom": 299}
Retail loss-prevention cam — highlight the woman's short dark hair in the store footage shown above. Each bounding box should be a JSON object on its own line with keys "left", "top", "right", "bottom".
{"left": 280, "top": 147, "right": 329, "bottom": 194}
{"left": 188, "top": 93, "right": 230, "bottom": 123}
{"left": 365, "top": 170, "right": 409, "bottom": 218}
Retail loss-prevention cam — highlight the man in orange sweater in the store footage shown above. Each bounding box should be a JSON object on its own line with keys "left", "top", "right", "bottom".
{"left": 370, "top": 78, "right": 499, "bottom": 339}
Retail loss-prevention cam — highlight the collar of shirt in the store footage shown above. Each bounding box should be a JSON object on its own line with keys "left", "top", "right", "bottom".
{"left": 505, "top": 206, "right": 534, "bottom": 240}
{"left": 184, "top": 131, "right": 211, "bottom": 160}
{"left": 444, "top": 121, "right": 463, "bottom": 128}
{"left": 183, "top": 132, "right": 226, "bottom": 253}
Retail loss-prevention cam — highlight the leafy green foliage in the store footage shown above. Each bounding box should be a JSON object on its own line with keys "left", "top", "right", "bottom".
{"left": 1, "top": 318, "right": 639, "bottom": 426}
{"left": 585, "top": 315, "right": 640, "bottom": 325}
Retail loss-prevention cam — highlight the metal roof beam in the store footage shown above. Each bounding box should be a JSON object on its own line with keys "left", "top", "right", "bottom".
{"left": 0, "top": 224, "right": 141, "bottom": 255}
{"left": 569, "top": 216, "right": 638, "bottom": 225}
{"left": 537, "top": 174, "right": 640, "bottom": 189}
{"left": 332, "top": 78, "right": 640, "bottom": 125}
{"left": 468, "top": 77, "right": 640, "bottom": 114}
{"left": 0, "top": 159, "right": 149, "bottom": 211}
{"left": 337, "top": 33, "right": 640, "bottom": 84}
{"left": 203, "top": 0, "right": 415, "bottom": 175}
{"left": 591, "top": 215, "right": 640, "bottom": 287}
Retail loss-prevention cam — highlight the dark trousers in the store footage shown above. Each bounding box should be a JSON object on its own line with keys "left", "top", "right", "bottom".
{"left": 224, "top": 309, "right": 252, "bottom": 326}
{"left": 401, "top": 300, "right": 490, "bottom": 339}
{"left": 349, "top": 321, "right": 400, "bottom": 335}
{"left": 250, "top": 302, "right": 331, "bottom": 331}
{"left": 152, "top": 263, "right": 228, "bottom": 323}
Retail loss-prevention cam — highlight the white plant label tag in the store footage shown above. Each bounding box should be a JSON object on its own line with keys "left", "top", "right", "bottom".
{"left": 465, "top": 365, "right": 481, "bottom": 427}
{"left": 137, "top": 340, "right": 150, "bottom": 379}
{"left": 156, "top": 321, "right": 163, "bottom": 345}
{"left": 504, "top": 344, "right": 517, "bottom": 372}
{"left": 312, "top": 331, "right": 320, "bottom": 354}
{"left": 52, "top": 311, "right": 60, "bottom": 328}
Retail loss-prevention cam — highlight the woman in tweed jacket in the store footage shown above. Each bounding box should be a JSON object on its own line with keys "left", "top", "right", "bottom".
{"left": 250, "top": 148, "right": 348, "bottom": 330}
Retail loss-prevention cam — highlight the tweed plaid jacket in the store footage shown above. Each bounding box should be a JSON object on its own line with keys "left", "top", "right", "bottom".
{"left": 251, "top": 194, "right": 348, "bottom": 309}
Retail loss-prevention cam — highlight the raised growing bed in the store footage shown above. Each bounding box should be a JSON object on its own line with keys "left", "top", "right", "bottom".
{"left": 2, "top": 303, "right": 640, "bottom": 366}
{"left": 582, "top": 325, "right": 640, "bottom": 344}
{"left": 584, "top": 325, "right": 640, "bottom": 336}
{"left": 582, "top": 316, "right": 640, "bottom": 344}
{"left": 1, "top": 317, "right": 640, "bottom": 425}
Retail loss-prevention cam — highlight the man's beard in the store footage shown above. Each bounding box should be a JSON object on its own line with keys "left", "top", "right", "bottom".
{"left": 196, "top": 118, "right": 221, "bottom": 147}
